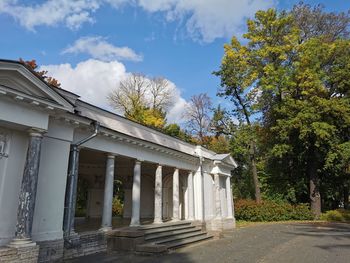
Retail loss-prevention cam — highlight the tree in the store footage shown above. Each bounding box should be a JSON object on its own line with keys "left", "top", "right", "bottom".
{"left": 210, "top": 105, "right": 235, "bottom": 137}
{"left": 214, "top": 36, "right": 263, "bottom": 203}
{"left": 292, "top": 2, "right": 350, "bottom": 42}
{"left": 108, "top": 73, "right": 174, "bottom": 129}
{"left": 19, "top": 58, "right": 61, "bottom": 87}
{"left": 183, "top": 93, "right": 212, "bottom": 144}
{"left": 215, "top": 5, "right": 350, "bottom": 217}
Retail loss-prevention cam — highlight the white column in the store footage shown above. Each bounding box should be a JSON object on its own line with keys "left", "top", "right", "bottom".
{"left": 226, "top": 176, "right": 234, "bottom": 219}
{"left": 214, "top": 173, "right": 222, "bottom": 219}
{"left": 100, "top": 154, "right": 115, "bottom": 231}
{"left": 172, "top": 168, "right": 180, "bottom": 221}
{"left": 187, "top": 171, "right": 194, "bottom": 220}
{"left": 153, "top": 164, "right": 163, "bottom": 224}
{"left": 130, "top": 160, "right": 141, "bottom": 226}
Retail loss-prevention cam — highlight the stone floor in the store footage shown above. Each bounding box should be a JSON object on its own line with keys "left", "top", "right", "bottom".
{"left": 66, "top": 222, "right": 350, "bottom": 263}
{"left": 74, "top": 217, "right": 168, "bottom": 232}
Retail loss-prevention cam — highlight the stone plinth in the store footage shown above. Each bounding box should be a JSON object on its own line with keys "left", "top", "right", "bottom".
{"left": 0, "top": 245, "right": 39, "bottom": 263}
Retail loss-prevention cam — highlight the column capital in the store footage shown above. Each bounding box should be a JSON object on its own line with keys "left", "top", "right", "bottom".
{"left": 106, "top": 153, "right": 116, "bottom": 159}
{"left": 135, "top": 159, "right": 142, "bottom": 165}
{"left": 28, "top": 128, "right": 46, "bottom": 138}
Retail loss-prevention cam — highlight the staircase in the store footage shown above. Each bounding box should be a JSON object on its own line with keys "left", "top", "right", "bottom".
{"left": 135, "top": 221, "right": 214, "bottom": 253}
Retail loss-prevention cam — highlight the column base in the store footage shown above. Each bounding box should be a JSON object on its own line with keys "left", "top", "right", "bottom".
{"left": 99, "top": 226, "right": 112, "bottom": 232}
{"left": 129, "top": 220, "right": 140, "bottom": 227}
{"left": 153, "top": 219, "right": 163, "bottom": 224}
{"left": 7, "top": 238, "right": 36, "bottom": 248}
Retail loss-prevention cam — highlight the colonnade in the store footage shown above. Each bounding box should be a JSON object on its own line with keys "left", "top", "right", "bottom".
{"left": 8, "top": 139, "right": 234, "bottom": 247}
{"left": 99, "top": 156, "right": 234, "bottom": 229}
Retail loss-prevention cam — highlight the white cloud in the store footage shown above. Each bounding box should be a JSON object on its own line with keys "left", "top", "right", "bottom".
{"left": 0, "top": 0, "right": 100, "bottom": 30}
{"left": 136, "top": 0, "right": 276, "bottom": 42}
{"left": 40, "top": 59, "right": 187, "bottom": 123}
{"left": 40, "top": 59, "right": 127, "bottom": 108}
{"left": 62, "top": 36, "right": 142, "bottom": 62}
{"left": 1, "top": 0, "right": 276, "bottom": 42}
{"left": 167, "top": 92, "right": 188, "bottom": 124}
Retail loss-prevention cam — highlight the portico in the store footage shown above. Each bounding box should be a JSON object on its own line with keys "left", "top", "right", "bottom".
{"left": 0, "top": 59, "right": 237, "bottom": 262}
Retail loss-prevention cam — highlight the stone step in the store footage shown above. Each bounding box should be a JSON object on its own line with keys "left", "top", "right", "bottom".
{"left": 166, "top": 234, "right": 214, "bottom": 249}
{"left": 154, "top": 231, "right": 207, "bottom": 244}
{"left": 145, "top": 227, "right": 201, "bottom": 241}
{"left": 139, "top": 220, "right": 191, "bottom": 230}
{"left": 143, "top": 225, "right": 195, "bottom": 235}
{"left": 135, "top": 233, "right": 214, "bottom": 253}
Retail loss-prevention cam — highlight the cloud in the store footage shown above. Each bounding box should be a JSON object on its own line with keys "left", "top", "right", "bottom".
{"left": 40, "top": 59, "right": 127, "bottom": 107}
{"left": 1, "top": 0, "right": 276, "bottom": 42}
{"left": 136, "top": 0, "right": 276, "bottom": 42}
{"left": 62, "top": 36, "right": 142, "bottom": 62}
{"left": 167, "top": 92, "right": 188, "bottom": 124}
{"left": 0, "top": 0, "right": 100, "bottom": 30}
{"left": 40, "top": 59, "right": 187, "bottom": 123}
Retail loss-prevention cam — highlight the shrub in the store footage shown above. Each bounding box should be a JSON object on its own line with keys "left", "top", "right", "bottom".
{"left": 320, "top": 209, "right": 350, "bottom": 222}
{"left": 235, "top": 199, "right": 313, "bottom": 222}
{"left": 112, "top": 197, "right": 124, "bottom": 216}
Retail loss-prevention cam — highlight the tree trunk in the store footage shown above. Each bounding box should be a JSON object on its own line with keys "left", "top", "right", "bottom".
{"left": 344, "top": 181, "right": 349, "bottom": 210}
{"left": 307, "top": 150, "right": 321, "bottom": 218}
{"left": 250, "top": 141, "right": 261, "bottom": 203}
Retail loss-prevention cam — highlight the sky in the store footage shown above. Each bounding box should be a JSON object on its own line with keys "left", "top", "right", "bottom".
{"left": 1, "top": 0, "right": 349, "bottom": 123}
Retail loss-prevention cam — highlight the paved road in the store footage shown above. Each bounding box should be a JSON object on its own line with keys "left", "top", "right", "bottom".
{"left": 67, "top": 222, "right": 350, "bottom": 263}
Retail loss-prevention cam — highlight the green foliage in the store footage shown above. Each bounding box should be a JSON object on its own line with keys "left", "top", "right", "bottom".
{"left": 235, "top": 199, "right": 313, "bottom": 221}
{"left": 215, "top": 3, "right": 350, "bottom": 214}
{"left": 320, "top": 209, "right": 350, "bottom": 222}
{"left": 207, "top": 135, "right": 230, "bottom": 153}
{"left": 75, "top": 177, "right": 89, "bottom": 217}
{"left": 112, "top": 196, "right": 124, "bottom": 216}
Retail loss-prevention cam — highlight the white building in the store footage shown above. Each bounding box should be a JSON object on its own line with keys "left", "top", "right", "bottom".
{"left": 0, "top": 59, "right": 237, "bottom": 262}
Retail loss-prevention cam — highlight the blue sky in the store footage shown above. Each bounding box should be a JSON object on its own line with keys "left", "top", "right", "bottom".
{"left": 0, "top": 0, "right": 349, "bottom": 123}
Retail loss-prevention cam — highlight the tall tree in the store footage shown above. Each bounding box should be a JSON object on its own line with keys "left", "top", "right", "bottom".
{"left": 184, "top": 93, "right": 212, "bottom": 144}
{"left": 108, "top": 73, "right": 174, "bottom": 129}
{"left": 214, "top": 36, "right": 262, "bottom": 203}
{"left": 292, "top": 2, "right": 350, "bottom": 42}
{"left": 215, "top": 5, "right": 350, "bottom": 216}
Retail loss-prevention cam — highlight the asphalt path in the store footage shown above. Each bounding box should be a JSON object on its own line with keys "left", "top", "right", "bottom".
{"left": 66, "top": 222, "right": 350, "bottom": 263}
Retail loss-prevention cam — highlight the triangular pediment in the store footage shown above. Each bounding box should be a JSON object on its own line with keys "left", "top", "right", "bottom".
{"left": 0, "top": 60, "right": 73, "bottom": 112}
{"left": 213, "top": 153, "right": 238, "bottom": 168}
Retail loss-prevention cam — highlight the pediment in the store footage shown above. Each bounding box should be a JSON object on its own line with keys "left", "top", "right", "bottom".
{"left": 213, "top": 153, "right": 238, "bottom": 168}
{"left": 0, "top": 60, "right": 73, "bottom": 112}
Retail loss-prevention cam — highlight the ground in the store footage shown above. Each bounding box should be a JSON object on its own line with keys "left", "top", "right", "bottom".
{"left": 66, "top": 222, "right": 350, "bottom": 263}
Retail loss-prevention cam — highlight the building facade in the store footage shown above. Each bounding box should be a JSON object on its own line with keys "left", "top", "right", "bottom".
{"left": 0, "top": 60, "right": 237, "bottom": 262}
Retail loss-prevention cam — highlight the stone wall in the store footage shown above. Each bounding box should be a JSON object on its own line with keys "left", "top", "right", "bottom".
{"left": 0, "top": 245, "right": 39, "bottom": 263}
{"left": 63, "top": 231, "right": 107, "bottom": 260}
{"left": 37, "top": 239, "right": 64, "bottom": 263}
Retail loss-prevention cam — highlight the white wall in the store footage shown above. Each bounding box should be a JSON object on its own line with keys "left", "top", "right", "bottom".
{"left": 203, "top": 172, "right": 215, "bottom": 220}
{"left": 0, "top": 99, "right": 49, "bottom": 131}
{"left": 220, "top": 176, "right": 228, "bottom": 218}
{"left": 0, "top": 128, "right": 28, "bottom": 246}
{"left": 32, "top": 119, "right": 74, "bottom": 242}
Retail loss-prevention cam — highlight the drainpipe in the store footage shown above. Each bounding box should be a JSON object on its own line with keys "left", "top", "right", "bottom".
{"left": 199, "top": 156, "right": 205, "bottom": 225}
{"left": 63, "top": 121, "right": 100, "bottom": 243}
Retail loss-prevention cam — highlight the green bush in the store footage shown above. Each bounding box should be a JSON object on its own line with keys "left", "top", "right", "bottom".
{"left": 235, "top": 199, "right": 314, "bottom": 222}
{"left": 320, "top": 209, "right": 350, "bottom": 222}
{"left": 112, "top": 197, "right": 124, "bottom": 216}
{"left": 75, "top": 208, "right": 86, "bottom": 217}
